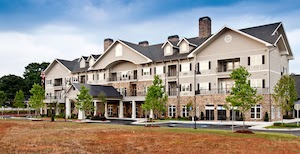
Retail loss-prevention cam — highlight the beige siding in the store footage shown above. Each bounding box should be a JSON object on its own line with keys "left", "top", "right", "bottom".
{"left": 92, "top": 42, "right": 150, "bottom": 70}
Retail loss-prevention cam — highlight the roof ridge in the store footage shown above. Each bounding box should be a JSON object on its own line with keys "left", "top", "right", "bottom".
{"left": 239, "top": 22, "right": 281, "bottom": 31}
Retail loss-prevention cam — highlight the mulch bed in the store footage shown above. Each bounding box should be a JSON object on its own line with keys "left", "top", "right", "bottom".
{"left": 235, "top": 130, "right": 254, "bottom": 134}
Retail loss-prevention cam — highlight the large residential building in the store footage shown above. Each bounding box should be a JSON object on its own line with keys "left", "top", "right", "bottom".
{"left": 44, "top": 16, "right": 293, "bottom": 121}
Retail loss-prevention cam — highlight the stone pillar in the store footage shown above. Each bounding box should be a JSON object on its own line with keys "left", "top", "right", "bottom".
{"left": 119, "top": 101, "right": 124, "bottom": 118}
{"left": 132, "top": 101, "right": 136, "bottom": 119}
{"left": 104, "top": 103, "right": 108, "bottom": 118}
{"left": 94, "top": 101, "right": 97, "bottom": 116}
{"left": 66, "top": 99, "right": 71, "bottom": 118}
{"left": 78, "top": 109, "right": 85, "bottom": 120}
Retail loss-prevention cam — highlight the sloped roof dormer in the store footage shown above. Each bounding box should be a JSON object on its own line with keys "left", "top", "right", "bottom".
{"left": 161, "top": 41, "right": 179, "bottom": 56}
{"left": 177, "top": 38, "right": 198, "bottom": 54}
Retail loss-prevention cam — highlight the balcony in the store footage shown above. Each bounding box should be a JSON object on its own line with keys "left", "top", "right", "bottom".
{"left": 168, "top": 89, "right": 177, "bottom": 96}
{"left": 107, "top": 74, "right": 137, "bottom": 82}
{"left": 217, "top": 58, "right": 240, "bottom": 73}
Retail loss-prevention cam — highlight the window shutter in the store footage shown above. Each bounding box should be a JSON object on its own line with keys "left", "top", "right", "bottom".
{"left": 163, "top": 66, "right": 165, "bottom": 73}
{"left": 190, "top": 63, "right": 192, "bottom": 71}
{"left": 142, "top": 69, "right": 143, "bottom": 76}
{"left": 197, "top": 63, "right": 200, "bottom": 73}
{"left": 154, "top": 67, "right": 156, "bottom": 74}
{"left": 209, "top": 83, "right": 211, "bottom": 91}
{"left": 248, "top": 57, "right": 250, "bottom": 66}
{"left": 190, "top": 84, "right": 192, "bottom": 91}
{"left": 179, "top": 84, "right": 181, "bottom": 92}
{"left": 262, "top": 55, "right": 265, "bottom": 64}
{"left": 262, "top": 79, "right": 265, "bottom": 88}
{"left": 180, "top": 64, "right": 182, "bottom": 72}
{"left": 209, "top": 61, "right": 211, "bottom": 69}
{"left": 150, "top": 68, "right": 152, "bottom": 75}
{"left": 104, "top": 73, "right": 105, "bottom": 79}
{"left": 197, "top": 83, "right": 199, "bottom": 91}
{"left": 248, "top": 80, "right": 251, "bottom": 86}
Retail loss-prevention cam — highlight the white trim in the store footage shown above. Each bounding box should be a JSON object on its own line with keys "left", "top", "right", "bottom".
{"left": 188, "top": 26, "right": 273, "bottom": 58}
{"left": 44, "top": 59, "right": 72, "bottom": 74}
{"left": 271, "top": 22, "right": 282, "bottom": 36}
{"left": 177, "top": 38, "right": 198, "bottom": 47}
{"left": 91, "top": 40, "right": 152, "bottom": 69}
{"left": 161, "top": 40, "right": 179, "bottom": 49}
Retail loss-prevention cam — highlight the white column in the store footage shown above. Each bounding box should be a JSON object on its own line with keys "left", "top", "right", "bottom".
{"left": 119, "top": 101, "right": 124, "bottom": 118}
{"left": 150, "top": 109, "right": 154, "bottom": 119}
{"left": 40, "top": 108, "right": 43, "bottom": 115}
{"left": 55, "top": 102, "right": 59, "bottom": 116}
{"left": 44, "top": 104, "right": 47, "bottom": 115}
{"left": 132, "top": 101, "right": 136, "bottom": 119}
{"left": 78, "top": 109, "right": 85, "bottom": 120}
{"left": 94, "top": 101, "right": 97, "bottom": 116}
{"left": 104, "top": 103, "right": 108, "bottom": 118}
{"left": 65, "top": 99, "right": 71, "bottom": 118}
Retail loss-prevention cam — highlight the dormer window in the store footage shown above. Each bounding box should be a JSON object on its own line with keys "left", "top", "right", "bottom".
{"left": 180, "top": 42, "right": 188, "bottom": 53}
{"left": 80, "top": 59, "right": 86, "bottom": 68}
{"left": 116, "top": 44, "right": 122, "bottom": 57}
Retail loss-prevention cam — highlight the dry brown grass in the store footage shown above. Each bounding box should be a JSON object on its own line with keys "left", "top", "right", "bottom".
{"left": 0, "top": 120, "right": 300, "bottom": 154}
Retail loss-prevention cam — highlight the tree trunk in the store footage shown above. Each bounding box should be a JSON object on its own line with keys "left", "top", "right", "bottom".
{"left": 243, "top": 113, "right": 245, "bottom": 130}
{"left": 17, "top": 108, "right": 19, "bottom": 117}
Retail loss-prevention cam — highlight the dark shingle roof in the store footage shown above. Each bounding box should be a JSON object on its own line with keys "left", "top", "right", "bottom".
{"left": 239, "top": 22, "right": 281, "bottom": 44}
{"left": 73, "top": 83, "right": 122, "bottom": 99}
{"left": 91, "top": 54, "right": 101, "bottom": 59}
{"left": 57, "top": 58, "right": 79, "bottom": 71}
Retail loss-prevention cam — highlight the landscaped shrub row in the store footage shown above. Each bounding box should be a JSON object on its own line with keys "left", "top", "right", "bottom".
{"left": 273, "top": 122, "right": 299, "bottom": 127}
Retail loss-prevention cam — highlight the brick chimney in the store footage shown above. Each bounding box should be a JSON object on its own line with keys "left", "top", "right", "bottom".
{"left": 104, "top": 38, "right": 113, "bottom": 51}
{"left": 199, "top": 16, "right": 211, "bottom": 38}
{"left": 168, "top": 35, "right": 179, "bottom": 42}
{"left": 138, "top": 41, "right": 149, "bottom": 47}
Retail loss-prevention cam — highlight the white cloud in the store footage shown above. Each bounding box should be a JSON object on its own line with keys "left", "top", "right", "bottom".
{"left": 0, "top": 25, "right": 100, "bottom": 77}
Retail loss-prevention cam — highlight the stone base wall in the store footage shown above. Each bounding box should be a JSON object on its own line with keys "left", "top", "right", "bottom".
{"left": 165, "top": 94, "right": 281, "bottom": 121}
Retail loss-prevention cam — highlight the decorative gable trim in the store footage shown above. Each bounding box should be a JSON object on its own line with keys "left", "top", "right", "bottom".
{"left": 161, "top": 40, "right": 179, "bottom": 49}
{"left": 188, "top": 26, "right": 273, "bottom": 58}
{"left": 90, "top": 40, "right": 152, "bottom": 70}
{"left": 177, "top": 38, "right": 197, "bottom": 47}
{"left": 44, "top": 59, "right": 72, "bottom": 74}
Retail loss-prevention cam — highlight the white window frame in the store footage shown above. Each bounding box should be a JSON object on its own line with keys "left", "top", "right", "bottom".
{"left": 277, "top": 107, "right": 281, "bottom": 119}
{"left": 199, "top": 82, "right": 209, "bottom": 91}
{"left": 251, "top": 105, "right": 261, "bottom": 119}
{"left": 115, "top": 44, "right": 122, "bottom": 57}
{"left": 199, "top": 61, "right": 209, "bottom": 71}
{"left": 181, "top": 83, "right": 190, "bottom": 92}
{"left": 250, "top": 55, "right": 262, "bottom": 66}
{"left": 168, "top": 105, "right": 176, "bottom": 117}
{"left": 181, "top": 63, "right": 190, "bottom": 72}
{"left": 250, "top": 79, "right": 262, "bottom": 88}
{"left": 143, "top": 67, "right": 150, "bottom": 76}
{"left": 108, "top": 105, "right": 113, "bottom": 116}
{"left": 271, "top": 106, "right": 275, "bottom": 119}
{"left": 46, "top": 80, "right": 52, "bottom": 85}
{"left": 182, "top": 105, "right": 189, "bottom": 117}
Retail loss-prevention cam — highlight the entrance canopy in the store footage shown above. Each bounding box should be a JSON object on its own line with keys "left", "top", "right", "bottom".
{"left": 71, "top": 83, "right": 123, "bottom": 100}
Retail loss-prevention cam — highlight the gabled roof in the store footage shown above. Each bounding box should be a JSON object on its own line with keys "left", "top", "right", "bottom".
{"left": 187, "top": 25, "right": 277, "bottom": 57}
{"left": 72, "top": 83, "right": 122, "bottom": 99}
{"left": 177, "top": 37, "right": 198, "bottom": 47}
{"left": 161, "top": 40, "right": 179, "bottom": 49}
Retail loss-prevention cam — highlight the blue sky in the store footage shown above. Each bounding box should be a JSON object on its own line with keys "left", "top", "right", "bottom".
{"left": 0, "top": 0, "right": 300, "bottom": 77}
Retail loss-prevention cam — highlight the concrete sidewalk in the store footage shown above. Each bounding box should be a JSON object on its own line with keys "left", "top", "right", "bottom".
{"left": 132, "top": 118, "right": 300, "bottom": 131}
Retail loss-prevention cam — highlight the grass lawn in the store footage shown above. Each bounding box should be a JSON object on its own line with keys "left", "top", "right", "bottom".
{"left": 266, "top": 124, "right": 300, "bottom": 129}
{"left": 0, "top": 119, "right": 300, "bottom": 154}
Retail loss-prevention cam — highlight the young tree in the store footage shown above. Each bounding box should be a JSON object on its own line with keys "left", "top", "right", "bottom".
{"left": 142, "top": 75, "right": 168, "bottom": 122}
{"left": 29, "top": 83, "right": 45, "bottom": 117}
{"left": 14, "top": 90, "right": 25, "bottom": 116}
{"left": 0, "top": 91, "right": 7, "bottom": 117}
{"left": 97, "top": 91, "right": 107, "bottom": 117}
{"left": 273, "top": 74, "right": 297, "bottom": 125}
{"left": 225, "top": 66, "right": 262, "bottom": 130}
{"left": 76, "top": 85, "right": 94, "bottom": 119}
